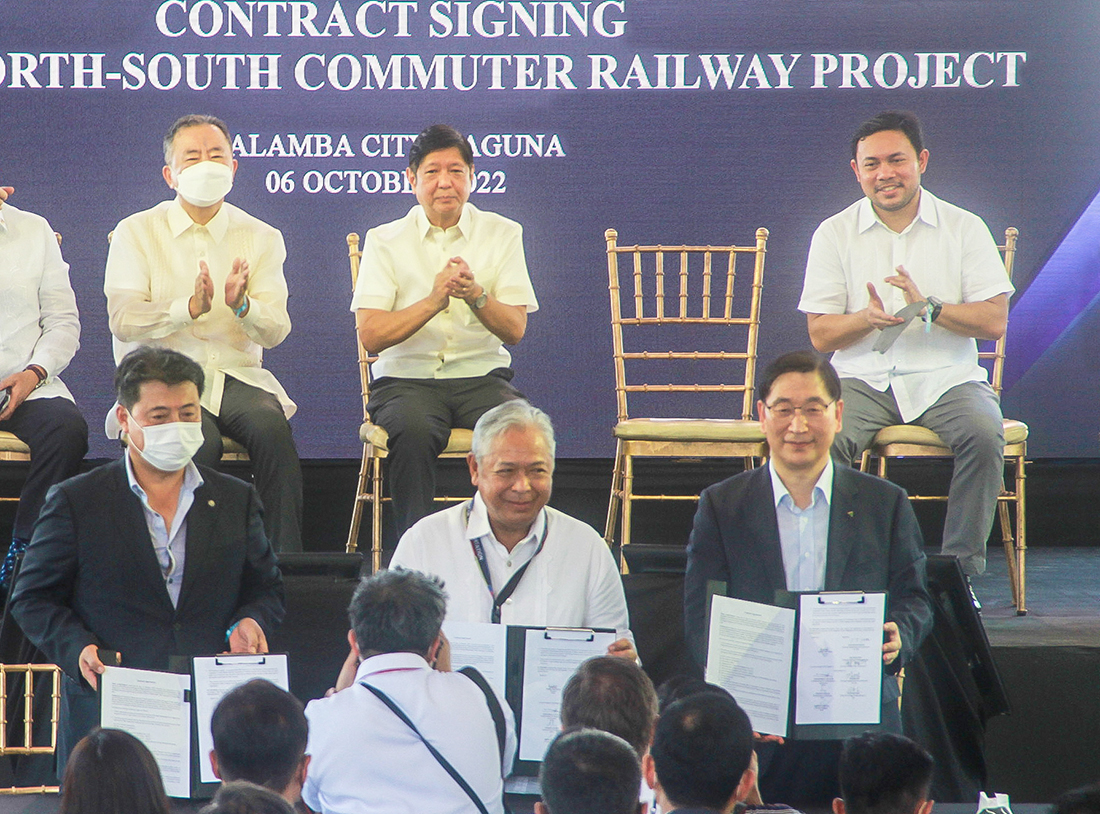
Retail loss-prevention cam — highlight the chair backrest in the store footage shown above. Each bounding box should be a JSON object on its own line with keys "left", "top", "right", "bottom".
{"left": 606, "top": 228, "right": 769, "bottom": 423}
{"left": 347, "top": 232, "right": 374, "bottom": 423}
{"left": 981, "top": 227, "right": 1018, "bottom": 396}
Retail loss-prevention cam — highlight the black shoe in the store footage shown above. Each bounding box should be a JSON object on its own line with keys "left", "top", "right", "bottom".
{"left": 965, "top": 576, "right": 982, "bottom": 612}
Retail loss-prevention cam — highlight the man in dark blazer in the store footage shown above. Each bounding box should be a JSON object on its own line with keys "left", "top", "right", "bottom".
{"left": 11, "top": 346, "right": 285, "bottom": 775}
{"left": 684, "top": 350, "right": 933, "bottom": 808}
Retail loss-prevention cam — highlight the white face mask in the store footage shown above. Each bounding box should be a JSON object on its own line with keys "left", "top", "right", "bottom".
{"left": 130, "top": 416, "right": 205, "bottom": 472}
{"left": 174, "top": 160, "right": 233, "bottom": 208}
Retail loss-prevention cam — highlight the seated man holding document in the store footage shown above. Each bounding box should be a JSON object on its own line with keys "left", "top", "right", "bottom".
{"left": 390, "top": 399, "right": 635, "bottom": 660}
{"left": 683, "top": 350, "right": 933, "bottom": 807}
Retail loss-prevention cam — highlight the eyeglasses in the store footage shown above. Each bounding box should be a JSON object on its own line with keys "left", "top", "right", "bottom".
{"left": 765, "top": 400, "right": 835, "bottom": 421}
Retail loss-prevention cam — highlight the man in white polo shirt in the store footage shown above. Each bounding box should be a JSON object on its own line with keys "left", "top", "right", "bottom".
{"left": 800, "top": 110, "right": 1014, "bottom": 582}
{"left": 352, "top": 124, "right": 538, "bottom": 536}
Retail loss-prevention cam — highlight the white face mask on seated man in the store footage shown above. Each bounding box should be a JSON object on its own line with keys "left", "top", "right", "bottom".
{"left": 127, "top": 413, "right": 205, "bottom": 473}
{"left": 174, "top": 160, "right": 234, "bottom": 208}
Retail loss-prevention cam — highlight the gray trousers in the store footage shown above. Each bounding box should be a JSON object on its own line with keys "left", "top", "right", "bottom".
{"left": 831, "top": 379, "right": 1004, "bottom": 576}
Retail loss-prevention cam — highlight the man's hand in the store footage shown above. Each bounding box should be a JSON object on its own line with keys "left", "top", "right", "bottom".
{"left": 427, "top": 268, "right": 453, "bottom": 312}
{"left": 606, "top": 637, "right": 637, "bottom": 662}
{"left": 327, "top": 646, "right": 360, "bottom": 696}
{"left": 0, "top": 370, "right": 40, "bottom": 421}
{"left": 861, "top": 282, "right": 904, "bottom": 331}
{"left": 754, "top": 731, "right": 785, "bottom": 745}
{"left": 443, "top": 257, "right": 480, "bottom": 303}
{"left": 0, "top": 186, "right": 12, "bottom": 205}
{"left": 228, "top": 617, "right": 268, "bottom": 654}
{"left": 190, "top": 261, "right": 215, "bottom": 319}
{"left": 882, "top": 621, "right": 902, "bottom": 666}
{"left": 884, "top": 265, "right": 925, "bottom": 306}
{"left": 79, "top": 644, "right": 107, "bottom": 691}
{"left": 225, "top": 258, "right": 250, "bottom": 313}
{"left": 432, "top": 630, "right": 452, "bottom": 672}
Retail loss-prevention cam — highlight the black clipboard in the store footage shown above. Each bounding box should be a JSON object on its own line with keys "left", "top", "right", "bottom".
{"left": 502, "top": 625, "right": 616, "bottom": 777}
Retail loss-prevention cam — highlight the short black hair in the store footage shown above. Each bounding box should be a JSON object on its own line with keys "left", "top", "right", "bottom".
{"left": 851, "top": 111, "right": 924, "bottom": 161}
{"left": 199, "top": 780, "right": 295, "bottom": 814}
{"left": 839, "top": 733, "right": 934, "bottom": 814}
{"left": 211, "top": 680, "right": 307, "bottom": 793}
{"left": 350, "top": 568, "right": 447, "bottom": 658}
{"left": 115, "top": 346, "right": 205, "bottom": 410}
{"left": 655, "top": 676, "right": 733, "bottom": 714}
{"left": 758, "top": 350, "right": 841, "bottom": 404}
{"left": 561, "top": 656, "right": 658, "bottom": 755}
{"left": 408, "top": 124, "right": 474, "bottom": 172}
{"left": 650, "top": 692, "right": 753, "bottom": 811}
{"left": 60, "top": 727, "right": 171, "bottom": 814}
{"left": 1054, "top": 783, "right": 1100, "bottom": 814}
{"left": 164, "top": 114, "right": 232, "bottom": 164}
{"left": 539, "top": 728, "right": 641, "bottom": 814}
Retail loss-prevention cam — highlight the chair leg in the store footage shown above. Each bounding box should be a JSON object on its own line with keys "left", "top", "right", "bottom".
{"left": 371, "top": 453, "right": 384, "bottom": 574}
{"left": 605, "top": 439, "right": 625, "bottom": 546}
{"left": 1014, "top": 454, "right": 1027, "bottom": 615}
{"left": 998, "top": 500, "right": 1019, "bottom": 609}
{"left": 620, "top": 453, "right": 633, "bottom": 575}
{"left": 346, "top": 447, "right": 371, "bottom": 554}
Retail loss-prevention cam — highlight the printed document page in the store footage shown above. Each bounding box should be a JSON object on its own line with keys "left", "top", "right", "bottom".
{"left": 443, "top": 620, "right": 508, "bottom": 699}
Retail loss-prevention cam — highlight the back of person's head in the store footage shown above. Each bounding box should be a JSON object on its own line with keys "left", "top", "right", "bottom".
{"left": 757, "top": 350, "right": 842, "bottom": 404}
{"left": 350, "top": 567, "right": 447, "bottom": 657}
{"left": 655, "top": 675, "right": 733, "bottom": 713}
{"left": 650, "top": 692, "right": 754, "bottom": 811}
{"left": 211, "top": 679, "right": 308, "bottom": 794}
{"left": 1054, "top": 783, "right": 1100, "bottom": 814}
{"left": 561, "top": 656, "right": 658, "bottom": 755}
{"left": 199, "top": 781, "right": 296, "bottom": 814}
{"left": 836, "top": 732, "right": 934, "bottom": 814}
{"left": 59, "top": 727, "right": 171, "bottom": 814}
{"left": 850, "top": 110, "right": 925, "bottom": 159}
{"left": 115, "top": 345, "right": 205, "bottom": 409}
{"left": 537, "top": 728, "right": 643, "bottom": 814}
{"left": 408, "top": 123, "right": 474, "bottom": 171}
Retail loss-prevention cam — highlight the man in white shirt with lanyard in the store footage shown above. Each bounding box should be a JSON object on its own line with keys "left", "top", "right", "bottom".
{"left": 352, "top": 123, "right": 539, "bottom": 537}
{"left": 800, "top": 110, "right": 1014, "bottom": 583}
{"left": 390, "top": 399, "right": 635, "bottom": 660}
{"left": 105, "top": 114, "right": 302, "bottom": 553}
{"left": 0, "top": 186, "right": 87, "bottom": 593}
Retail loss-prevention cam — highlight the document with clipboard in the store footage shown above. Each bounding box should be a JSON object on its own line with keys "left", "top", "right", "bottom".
{"left": 704, "top": 587, "right": 887, "bottom": 740}
{"left": 99, "top": 653, "right": 290, "bottom": 798}
{"left": 444, "top": 621, "right": 617, "bottom": 775}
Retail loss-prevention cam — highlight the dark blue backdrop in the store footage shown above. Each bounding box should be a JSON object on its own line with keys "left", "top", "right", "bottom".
{"left": 0, "top": 1, "right": 1093, "bottom": 457}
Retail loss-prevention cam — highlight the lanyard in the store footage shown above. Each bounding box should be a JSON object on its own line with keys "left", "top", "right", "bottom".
{"left": 465, "top": 499, "right": 549, "bottom": 624}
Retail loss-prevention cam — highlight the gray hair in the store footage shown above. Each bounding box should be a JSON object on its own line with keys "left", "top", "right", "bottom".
{"left": 471, "top": 400, "right": 556, "bottom": 464}
{"left": 163, "top": 114, "right": 231, "bottom": 164}
{"left": 349, "top": 568, "right": 447, "bottom": 658}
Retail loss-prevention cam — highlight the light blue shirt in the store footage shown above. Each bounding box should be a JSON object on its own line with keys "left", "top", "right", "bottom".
{"left": 124, "top": 452, "right": 204, "bottom": 608}
{"left": 769, "top": 458, "right": 833, "bottom": 592}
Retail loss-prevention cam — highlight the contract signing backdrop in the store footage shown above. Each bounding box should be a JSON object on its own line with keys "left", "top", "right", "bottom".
{"left": 0, "top": 1, "right": 1095, "bottom": 457}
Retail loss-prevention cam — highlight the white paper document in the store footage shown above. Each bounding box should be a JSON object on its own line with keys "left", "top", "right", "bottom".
{"left": 705, "top": 595, "right": 796, "bottom": 737}
{"left": 443, "top": 620, "right": 508, "bottom": 699}
{"left": 100, "top": 666, "right": 192, "bottom": 798}
{"left": 518, "top": 628, "right": 616, "bottom": 761}
{"left": 794, "top": 592, "right": 885, "bottom": 726}
{"left": 192, "top": 654, "right": 290, "bottom": 784}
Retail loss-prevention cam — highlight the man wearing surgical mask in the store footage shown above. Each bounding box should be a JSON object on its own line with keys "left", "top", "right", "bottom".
{"left": 11, "top": 346, "right": 285, "bottom": 777}
{"left": 104, "top": 114, "right": 303, "bottom": 553}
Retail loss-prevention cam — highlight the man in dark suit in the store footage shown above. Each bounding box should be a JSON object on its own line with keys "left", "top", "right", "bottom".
{"left": 10, "top": 346, "right": 285, "bottom": 775}
{"left": 684, "top": 350, "right": 933, "bottom": 807}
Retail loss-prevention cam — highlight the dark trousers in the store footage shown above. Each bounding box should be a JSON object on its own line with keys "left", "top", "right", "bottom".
{"left": 367, "top": 371, "right": 523, "bottom": 537}
{"left": 196, "top": 378, "right": 303, "bottom": 553}
{"left": 1, "top": 397, "right": 87, "bottom": 541}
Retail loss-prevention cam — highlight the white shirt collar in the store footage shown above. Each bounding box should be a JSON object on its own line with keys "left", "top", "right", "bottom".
{"left": 123, "top": 448, "right": 204, "bottom": 498}
{"left": 857, "top": 186, "right": 938, "bottom": 235}
{"left": 356, "top": 651, "right": 431, "bottom": 680}
{"left": 167, "top": 196, "right": 229, "bottom": 242}
{"left": 413, "top": 202, "right": 474, "bottom": 242}
{"left": 769, "top": 456, "right": 834, "bottom": 509}
{"left": 0, "top": 206, "right": 7, "bottom": 232}
{"left": 465, "top": 491, "right": 547, "bottom": 553}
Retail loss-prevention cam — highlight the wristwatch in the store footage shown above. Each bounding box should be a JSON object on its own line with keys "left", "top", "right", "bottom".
{"left": 926, "top": 296, "right": 943, "bottom": 323}
{"left": 470, "top": 290, "right": 488, "bottom": 310}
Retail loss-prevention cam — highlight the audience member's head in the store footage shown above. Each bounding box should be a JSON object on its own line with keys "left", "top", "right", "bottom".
{"left": 834, "top": 732, "right": 934, "bottom": 814}
{"left": 199, "top": 780, "right": 296, "bottom": 814}
{"left": 1054, "top": 783, "right": 1100, "bottom": 814}
{"left": 536, "top": 728, "right": 645, "bottom": 814}
{"left": 349, "top": 568, "right": 447, "bottom": 660}
{"left": 561, "top": 656, "right": 658, "bottom": 755}
{"left": 59, "top": 727, "right": 171, "bottom": 814}
{"left": 210, "top": 679, "right": 309, "bottom": 805}
{"left": 645, "top": 692, "right": 755, "bottom": 814}
{"left": 655, "top": 675, "right": 732, "bottom": 713}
